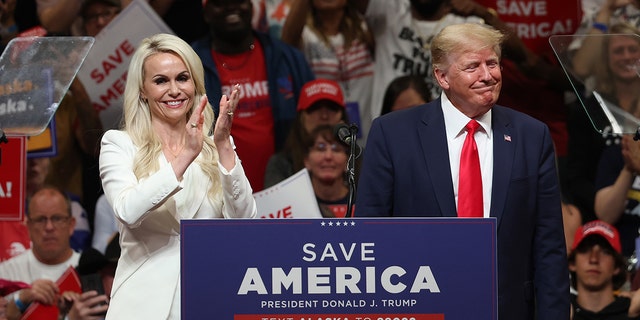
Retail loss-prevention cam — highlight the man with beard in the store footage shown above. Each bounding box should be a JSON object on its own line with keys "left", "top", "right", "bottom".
{"left": 353, "top": 0, "right": 528, "bottom": 141}
{"left": 192, "top": 0, "right": 315, "bottom": 192}
{"left": 569, "top": 220, "right": 640, "bottom": 319}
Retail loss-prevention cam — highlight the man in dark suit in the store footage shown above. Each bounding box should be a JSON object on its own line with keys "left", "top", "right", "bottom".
{"left": 355, "top": 23, "right": 569, "bottom": 319}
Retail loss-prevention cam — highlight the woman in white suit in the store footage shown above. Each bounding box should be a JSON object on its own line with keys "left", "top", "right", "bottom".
{"left": 99, "top": 33, "right": 257, "bottom": 319}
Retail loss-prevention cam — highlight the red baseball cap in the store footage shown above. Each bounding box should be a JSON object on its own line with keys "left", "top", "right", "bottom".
{"left": 297, "top": 79, "right": 345, "bottom": 111}
{"left": 572, "top": 220, "right": 622, "bottom": 254}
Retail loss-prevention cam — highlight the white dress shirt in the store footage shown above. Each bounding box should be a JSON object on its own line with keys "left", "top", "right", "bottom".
{"left": 441, "top": 93, "right": 494, "bottom": 217}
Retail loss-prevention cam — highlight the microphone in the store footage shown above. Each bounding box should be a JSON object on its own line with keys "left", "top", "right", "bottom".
{"left": 334, "top": 123, "right": 361, "bottom": 158}
{"left": 334, "top": 123, "right": 353, "bottom": 145}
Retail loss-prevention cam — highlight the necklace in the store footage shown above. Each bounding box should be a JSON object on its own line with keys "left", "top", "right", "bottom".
{"left": 213, "top": 43, "right": 255, "bottom": 71}
{"left": 165, "top": 143, "right": 184, "bottom": 160}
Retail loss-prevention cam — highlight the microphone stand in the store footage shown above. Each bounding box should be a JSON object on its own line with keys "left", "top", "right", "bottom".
{"left": 346, "top": 124, "right": 358, "bottom": 218}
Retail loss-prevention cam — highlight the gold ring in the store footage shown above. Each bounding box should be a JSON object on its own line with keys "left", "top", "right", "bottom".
{"left": 190, "top": 123, "right": 197, "bottom": 128}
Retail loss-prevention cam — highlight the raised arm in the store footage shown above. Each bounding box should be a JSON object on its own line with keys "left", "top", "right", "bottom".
{"left": 280, "top": 0, "right": 310, "bottom": 48}
{"left": 36, "top": 0, "right": 82, "bottom": 34}
{"left": 595, "top": 166, "right": 635, "bottom": 224}
{"left": 571, "top": 0, "right": 632, "bottom": 78}
{"left": 595, "top": 135, "right": 640, "bottom": 223}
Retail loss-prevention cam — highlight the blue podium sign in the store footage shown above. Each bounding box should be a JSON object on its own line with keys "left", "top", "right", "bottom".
{"left": 181, "top": 218, "right": 497, "bottom": 320}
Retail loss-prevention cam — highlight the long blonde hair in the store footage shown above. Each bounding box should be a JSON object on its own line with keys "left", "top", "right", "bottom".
{"left": 122, "top": 33, "right": 221, "bottom": 197}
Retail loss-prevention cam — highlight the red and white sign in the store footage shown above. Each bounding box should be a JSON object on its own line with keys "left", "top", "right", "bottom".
{"left": 0, "top": 136, "right": 26, "bottom": 221}
{"left": 76, "top": 0, "right": 173, "bottom": 130}
{"left": 253, "top": 169, "right": 323, "bottom": 219}
{"left": 476, "top": 0, "right": 583, "bottom": 53}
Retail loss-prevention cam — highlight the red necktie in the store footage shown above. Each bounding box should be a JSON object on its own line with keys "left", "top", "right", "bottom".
{"left": 458, "top": 120, "right": 483, "bottom": 218}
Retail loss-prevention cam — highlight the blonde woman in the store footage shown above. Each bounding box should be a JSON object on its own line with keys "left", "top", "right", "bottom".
{"left": 99, "top": 33, "right": 256, "bottom": 319}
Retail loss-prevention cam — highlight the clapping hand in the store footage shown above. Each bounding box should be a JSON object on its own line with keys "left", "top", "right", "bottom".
{"left": 213, "top": 84, "right": 241, "bottom": 170}
{"left": 213, "top": 84, "right": 240, "bottom": 146}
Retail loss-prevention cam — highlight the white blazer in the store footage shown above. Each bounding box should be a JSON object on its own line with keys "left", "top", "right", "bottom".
{"left": 99, "top": 130, "right": 257, "bottom": 319}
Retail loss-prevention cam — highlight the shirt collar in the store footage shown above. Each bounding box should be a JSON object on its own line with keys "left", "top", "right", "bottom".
{"left": 441, "top": 93, "right": 492, "bottom": 139}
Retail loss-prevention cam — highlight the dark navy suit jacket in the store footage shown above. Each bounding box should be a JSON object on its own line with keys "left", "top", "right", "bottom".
{"left": 355, "top": 98, "right": 570, "bottom": 319}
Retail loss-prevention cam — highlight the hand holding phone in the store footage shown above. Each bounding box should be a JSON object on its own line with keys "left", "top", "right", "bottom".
{"left": 79, "top": 273, "right": 109, "bottom": 316}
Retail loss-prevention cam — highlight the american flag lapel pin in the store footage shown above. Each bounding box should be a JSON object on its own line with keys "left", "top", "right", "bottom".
{"left": 504, "top": 134, "right": 511, "bottom": 142}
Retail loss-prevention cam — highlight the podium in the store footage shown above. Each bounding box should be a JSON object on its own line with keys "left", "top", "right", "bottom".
{"left": 0, "top": 36, "right": 94, "bottom": 138}
{"left": 0, "top": 36, "right": 94, "bottom": 221}
{"left": 181, "top": 218, "right": 497, "bottom": 320}
{"left": 550, "top": 32, "right": 640, "bottom": 135}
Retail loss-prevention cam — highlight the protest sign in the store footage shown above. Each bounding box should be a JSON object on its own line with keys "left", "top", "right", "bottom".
{"left": 76, "top": 0, "right": 173, "bottom": 129}
{"left": 254, "top": 169, "right": 323, "bottom": 219}
{"left": 182, "top": 218, "right": 497, "bottom": 320}
{"left": 0, "top": 137, "right": 25, "bottom": 221}
{"left": 476, "top": 0, "right": 582, "bottom": 53}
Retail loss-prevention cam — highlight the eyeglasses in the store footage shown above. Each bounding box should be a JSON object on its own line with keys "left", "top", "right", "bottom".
{"left": 28, "top": 215, "right": 71, "bottom": 228}
{"left": 311, "top": 142, "right": 347, "bottom": 153}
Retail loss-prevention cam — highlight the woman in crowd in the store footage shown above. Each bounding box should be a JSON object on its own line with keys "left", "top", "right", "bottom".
{"left": 380, "top": 74, "right": 432, "bottom": 116}
{"left": 99, "top": 33, "right": 256, "bottom": 319}
{"left": 281, "top": 0, "right": 375, "bottom": 141}
{"left": 264, "top": 79, "right": 349, "bottom": 188}
{"left": 590, "top": 23, "right": 640, "bottom": 259}
{"left": 304, "top": 124, "right": 352, "bottom": 218}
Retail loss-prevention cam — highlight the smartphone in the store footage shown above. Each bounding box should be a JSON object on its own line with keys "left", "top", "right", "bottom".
{"left": 80, "top": 273, "right": 108, "bottom": 315}
{"left": 80, "top": 273, "right": 105, "bottom": 295}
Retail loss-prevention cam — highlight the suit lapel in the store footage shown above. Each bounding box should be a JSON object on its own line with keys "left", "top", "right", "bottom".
{"left": 418, "top": 101, "right": 457, "bottom": 217}
{"left": 489, "top": 107, "right": 514, "bottom": 229}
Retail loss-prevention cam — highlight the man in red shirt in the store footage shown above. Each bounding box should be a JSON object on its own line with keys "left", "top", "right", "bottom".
{"left": 193, "top": 0, "right": 315, "bottom": 191}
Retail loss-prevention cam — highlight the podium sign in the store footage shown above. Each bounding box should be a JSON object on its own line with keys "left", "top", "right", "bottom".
{"left": 181, "top": 218, "right": 497, "bottom": 320}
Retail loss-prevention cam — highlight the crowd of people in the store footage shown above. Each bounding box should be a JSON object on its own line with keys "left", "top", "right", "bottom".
{"left": 1, "top": 0, "right": 640, "bottom": 318}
